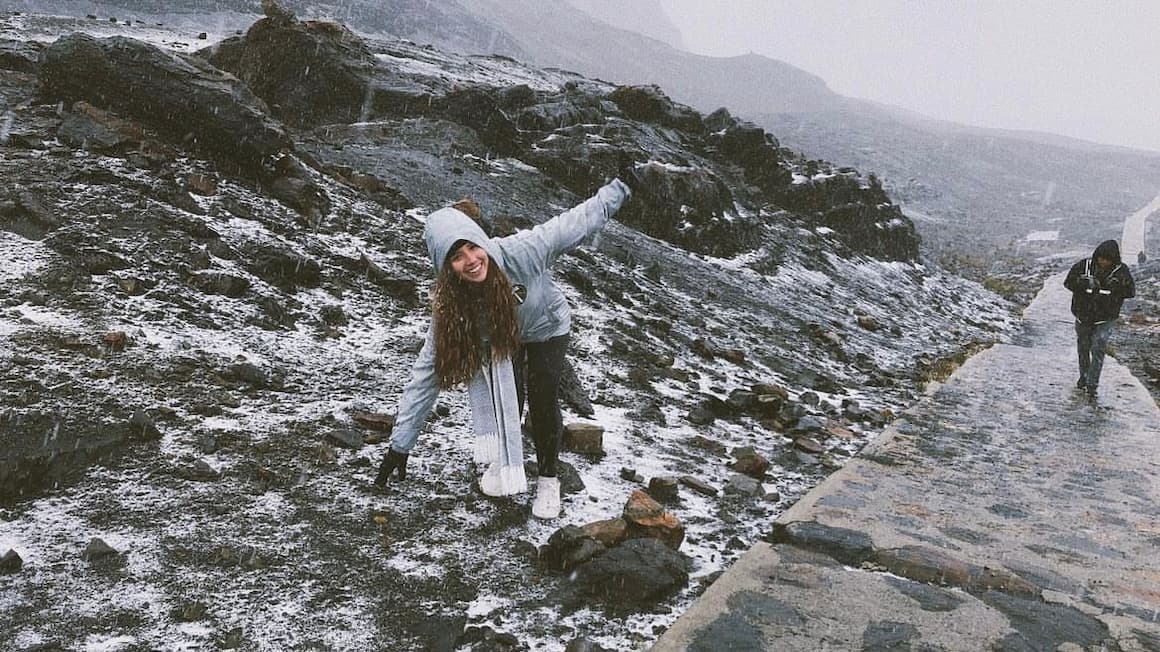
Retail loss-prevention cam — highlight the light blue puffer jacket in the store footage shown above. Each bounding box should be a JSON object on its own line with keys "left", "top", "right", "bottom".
{"left": 389, "top": 179, "right": 631, "bottom": 453}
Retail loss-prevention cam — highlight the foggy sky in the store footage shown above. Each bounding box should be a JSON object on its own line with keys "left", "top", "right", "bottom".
{"left": 657, "top": 0, "right": 1160, "bottom": 153}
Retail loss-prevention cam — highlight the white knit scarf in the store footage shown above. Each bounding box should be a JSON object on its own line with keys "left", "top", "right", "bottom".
{"left": 467, "top": 355, "right": 527, "bottom": 495}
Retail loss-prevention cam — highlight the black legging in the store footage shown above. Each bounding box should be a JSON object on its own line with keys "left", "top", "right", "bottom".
{"left": 514, "top": 334, "right": 569, "bottom": 478}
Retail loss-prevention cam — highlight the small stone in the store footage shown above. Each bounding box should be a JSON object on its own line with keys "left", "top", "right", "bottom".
{"left": 0, "top": 549, "right": 23, "bottom": 574}
{"left": 327, "top": 429, "right": 364, "bottom": 450}
{"left": 647, "top": 476, "right": 680, "bottom": 503}
{"left": 620, "top": 467, "right": 643, "bottom": 482}
{"left": 724, "top": 474, "right": 763, "bottom": 497}
{"left": 82, "top": 537, "right": 119, "bottom": 561}
{"left": 678, "top": 475, "right": 718, "bottom": 497}
{"left": 563, "top": 422, "right": 604, "bottom": 455}
{"left": 794, "top": 438, "right": 825, "bottom": 455}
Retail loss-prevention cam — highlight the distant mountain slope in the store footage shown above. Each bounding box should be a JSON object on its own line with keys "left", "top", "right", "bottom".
{"left": 8, "top": 0, "right": 1159, "bottom": 273}
{"left": 565, "top": 0, "right": 686, "bottom": 50}
{"left": 456, "top": 0, "right": 840, "bottom": 115}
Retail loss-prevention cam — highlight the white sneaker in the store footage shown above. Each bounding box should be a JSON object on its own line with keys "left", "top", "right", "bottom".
{"left": 531, "top": 476, "right": 561, "bottom": 519}
{"left": 479, "top": 463, "right": 505, "bottom": 497}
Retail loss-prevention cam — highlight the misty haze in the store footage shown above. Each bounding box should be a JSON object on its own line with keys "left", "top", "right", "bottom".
{"left": 1, "top": 1, "right": 1158, "bottom": 651}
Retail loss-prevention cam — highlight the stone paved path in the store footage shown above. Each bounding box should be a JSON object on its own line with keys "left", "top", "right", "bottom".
{"left": 652, "top": 214, "right": 1160, "bottom": 651}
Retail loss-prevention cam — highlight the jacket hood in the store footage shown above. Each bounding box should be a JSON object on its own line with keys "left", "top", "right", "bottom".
{"left": 423, "top": 207, "right": 504, "bottom": 273}
{"left": 1093, "top": 239, "right": 1121, "bottom": 264}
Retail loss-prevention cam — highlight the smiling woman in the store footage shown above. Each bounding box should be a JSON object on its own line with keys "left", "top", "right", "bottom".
{"left": 448, "top": 240, "right": 490, "bottom": 283}
{"left": 374, "top": 177, "right": 635, "bottom": 520}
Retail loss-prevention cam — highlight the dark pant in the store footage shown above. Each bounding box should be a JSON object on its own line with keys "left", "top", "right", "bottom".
{"left": 514, "top": 334, "right": 569, "bottom": 478}
{"left": 1075, "top": 319, "right": 1115, "bottom": 388}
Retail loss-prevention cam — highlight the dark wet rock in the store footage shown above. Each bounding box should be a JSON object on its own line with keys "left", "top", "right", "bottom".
{"left": 414, "top": 614, "right": 466, "bottom": 652}
{"left": 793, "top": 438, "right": 825, "bottom": 455}
{"left": 327, "top": 429, "right": 364, "bottom": 450}
{"left": 0, "top": 38, "right": 43, "bottom": 74}
{"left": 541, "top": 525, "right": 607, "bottom": 572}
{"left": 437, "top": 86, "right": 521, "bottom": 157}
{"left": 243, "top": 244, "right": 322, "bottom": 290}
{"left": 351, "top": 411, "right": 395, "bottom": 433}
{"left": 724, "top": 474, "right": 763, "bottom": 498}
{"left": 0, "top": 548, "right": 23, "bottom": 574}
{"left": 775, "top": 174, "right": 919, "bottom": 262}
{"left": 729, "top": 446, "right": 769, "bottom": 478}
{"left": 355, "top": 254, "right": 421, "bottom": 305}
{"left": 704, "top": 108, "right": 791, "bottom": 192}
{"left": 458, "top": 625, "right": 520, "bottom": 651}
{"left": 41, "top": 228, "right": 131, "bottom": 274}
{"left": 608, "top": 85, "right": 704, "bottom": 134}
{"left": 883, "top": 576, "right": 967, "bottom": 612}
{"left": 170, "top": 601, "right": 210, "bottom": 622}
{"left": 981, "top": 591, "right": 1110, "bottom": 651}
{"left": 623, "top": 489, "right": 685, "bottom": 550}
{"left": 647, "top": 476, "right": 680, "bottom": 504}
{"left": 562, "top": 422, "right": 603, "bottom": 455}
{"left": 1, "top": 411, "right": 141, "bottom": 503}
{"left": 689, "top": 589, "right": 803, "bottom": 652}
{"left": 56, "top": 101, "right": 143, "bottom": 152}
{"left": 128, "top": 410, "right": 162, "bottom": 441}
{"left": 726, "top": 389, "right": 758, "bottom": 412}
{"left": 569, "top": 538, "right": 691, "bottom": 606}
{"left": 687, "top": 435, "right": 728, "bottom": 455}
{"left": 620, "top": 467, "right": 643, "bottom": 483}
{"left": 564, "top": 638, "right": 612, "bottom": 652}
{"left": 40, "top": 33, "right": 293, "bottom": 175}
{"left": 679, "top": 475, "right": 718, "bottom": 497}
{"left": 81, "top": 537, "right": 119, "bottom": 561}
{"left": 189, "top": 270, "right": 250, "bottom": 298}
{"left": 862, "top": 620, "right": 919, "bottom": 651}
{"left": 767, "top": 521, "right": 876, "bottom": 566}
{"left": 612, "top": 162, "right": 757, "bottom": 258}
{"left": 222, "top": 361, "right": 269, "bottom": 389}
{"left": 204, "top": 14, "right": 391, "bottom": 128}
{"left": 177, "top": 459, "right": 221, "bottom": 482}
{"left": 791, "top": 414, "right": 827, "bottom": 436}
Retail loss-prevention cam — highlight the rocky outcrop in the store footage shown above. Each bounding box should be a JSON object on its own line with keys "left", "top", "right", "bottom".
{"left": 0, "top": 38, "right": 43, "bottom": 74}
{"left": 776, "top": 173, "right": 921, "bottom": 261}
{"left": 39, "top": 33, "right": 293, "bottom": 177}
{"left": 204, "top": 12, "right": 383, "bottom": 128}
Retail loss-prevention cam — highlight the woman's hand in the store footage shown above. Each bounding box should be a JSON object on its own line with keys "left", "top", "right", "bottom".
{"left": 373, "top": 448, "right": 409, "bottom": 485}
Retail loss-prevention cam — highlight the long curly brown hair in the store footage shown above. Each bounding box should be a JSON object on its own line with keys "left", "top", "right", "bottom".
{"left": 432, "top": 258, "right": 521, "bottom": 388}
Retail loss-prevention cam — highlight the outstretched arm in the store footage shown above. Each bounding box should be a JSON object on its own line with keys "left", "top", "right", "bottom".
{"left": 388, "top": 325, "right": 439, "bottom": 455}
{"left": 503, "top": 178, "right": 631, "bottom": 274}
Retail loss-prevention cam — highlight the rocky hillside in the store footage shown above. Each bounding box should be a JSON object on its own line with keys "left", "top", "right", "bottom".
{"left": 760, "top": 107, "right": 1160, "bottom": 279}
{"left": 0, "top": 7, "right": 1021, "bottom": 652}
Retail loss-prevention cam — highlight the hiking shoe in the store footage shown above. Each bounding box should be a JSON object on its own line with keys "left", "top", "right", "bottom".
{"left": 531, "top": 476, "right": 561, "bottom": 519}
{"left": 1085, "top": 384, "right": 1098, "bottom": 396}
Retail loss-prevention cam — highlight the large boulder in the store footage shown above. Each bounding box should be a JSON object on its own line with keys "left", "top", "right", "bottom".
{"left": 776, "top": 173, "right": 920, "bottom": 261}
{"left": 0, "top": 38, "right": 44, "bottom": 74}
{"left": 39, "top": 33, "right": 293, "bottom": 176}
{"left": 608, "top": 85, "right": 705, "bottom": 135}
{"left": 615, "top": 162, "right": 759, "bottom": 258}
{"left": 203, "top": 13, "right": 382, "bottom": 128}
{"left": 704, "top": 108, "right": 792, "bottom": 192}
{"left": 568, "top": 538, "right": 691, "bottom": 606}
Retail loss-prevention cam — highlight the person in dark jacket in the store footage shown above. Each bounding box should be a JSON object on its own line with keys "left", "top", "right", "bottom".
{"left": 1063, "top": 239, "right": 1135, "bottom": 394}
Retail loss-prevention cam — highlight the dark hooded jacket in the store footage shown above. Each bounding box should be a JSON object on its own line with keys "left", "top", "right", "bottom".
{"left": 1063, "top": 239, "right": 1135, "bottom": 323}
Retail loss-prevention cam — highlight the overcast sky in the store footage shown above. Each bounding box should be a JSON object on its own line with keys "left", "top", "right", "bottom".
{"left": 656, "top": 0, "right": 1160, "bottom": 153}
